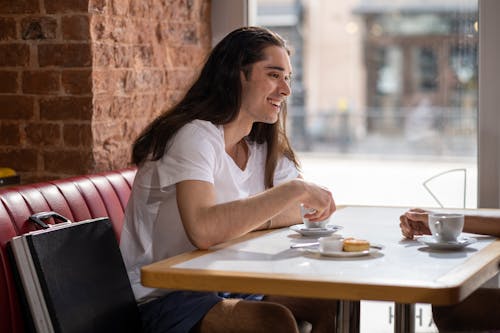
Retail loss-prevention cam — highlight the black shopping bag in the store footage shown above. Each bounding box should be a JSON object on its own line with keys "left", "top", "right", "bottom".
{"left": 9, "top": 212, "right": 141, "bottom": 333}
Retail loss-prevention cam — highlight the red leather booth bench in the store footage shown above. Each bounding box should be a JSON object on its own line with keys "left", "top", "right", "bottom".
{"left": 0, "top": 168, "right": 137, "bottom": 333}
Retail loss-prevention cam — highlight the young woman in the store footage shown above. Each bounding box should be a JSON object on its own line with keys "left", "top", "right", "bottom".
{"left": 121, "top": 26, "right": 338, "bottom": 333}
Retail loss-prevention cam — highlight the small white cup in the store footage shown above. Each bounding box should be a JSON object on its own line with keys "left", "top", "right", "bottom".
{"left": 300, "top": 204, "right": 328, "bottom": 228}
{"left": 429, "top": 213, "right": 464, "bottom": 242}
{"left": 319, "top": 235, "right": 343, "bottom": 252}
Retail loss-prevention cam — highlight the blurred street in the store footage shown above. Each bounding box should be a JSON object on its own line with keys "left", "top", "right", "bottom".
{"left": 300, "top": 153, "right": 477, "bottom": 209}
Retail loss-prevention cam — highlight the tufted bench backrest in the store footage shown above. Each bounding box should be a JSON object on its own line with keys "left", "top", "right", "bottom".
{"left": 0, "top": 167, "right": 137, "bottom": 333}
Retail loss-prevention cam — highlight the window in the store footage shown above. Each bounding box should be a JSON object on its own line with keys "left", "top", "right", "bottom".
{"left": 253, "top": 0, "right": 479, "bottom": 210}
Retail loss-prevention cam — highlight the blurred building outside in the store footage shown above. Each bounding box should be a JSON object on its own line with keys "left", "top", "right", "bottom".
{"left": 255, "top": 0, "right": 478, "bottom": 159}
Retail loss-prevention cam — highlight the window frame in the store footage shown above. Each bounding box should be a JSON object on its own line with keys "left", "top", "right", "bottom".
{"left": 478, "top": 0, "right": 500, "bottom": 208}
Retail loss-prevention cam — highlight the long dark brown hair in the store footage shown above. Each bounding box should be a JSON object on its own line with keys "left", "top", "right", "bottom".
{"left": 132, "top": 26, "right": 299, "bottom": 188}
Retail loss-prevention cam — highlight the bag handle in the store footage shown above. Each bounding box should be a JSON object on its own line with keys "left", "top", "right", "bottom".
{"left": 29, "top": 211, "right": 71, "bottom": 229}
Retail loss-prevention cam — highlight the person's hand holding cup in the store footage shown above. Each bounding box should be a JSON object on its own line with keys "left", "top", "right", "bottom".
{"left": 428, "top": 213, "right": 464, "bottom": 242}
{"left": 301, "top": 204, "right": 329, "bottom": 228}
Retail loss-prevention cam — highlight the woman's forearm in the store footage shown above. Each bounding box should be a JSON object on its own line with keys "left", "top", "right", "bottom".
{"left": 464, "top": 215, "right": 500, "bottom": 237}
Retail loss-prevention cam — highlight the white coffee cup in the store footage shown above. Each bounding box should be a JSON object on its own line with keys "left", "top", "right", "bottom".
{"left": 319, "top": 235, "right": 343, "bottom": 252}
{"left": 428, "top": 213, "right": 464, "bottom": 242}
{"left": 300, "top": 204, "right": 329, "bottom": 228}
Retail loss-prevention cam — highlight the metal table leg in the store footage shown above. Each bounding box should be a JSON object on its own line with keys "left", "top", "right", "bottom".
{"left": 337, "top": 300, "right": 360, "bottom": 333}
{"left": 394, "top": 303, "right": 415, "bottom": 333}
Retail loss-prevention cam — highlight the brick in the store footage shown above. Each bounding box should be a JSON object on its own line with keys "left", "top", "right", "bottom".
{"left": 0, "top": 149, "right": 38, "bottom": 172}
{"left": 93, "top": 94, "right": 113, "bottom": 119}
{"left": 133, "top": 45, "right": 155, "bottom": 67}
{"left": 89, "top": 0, "right": 108, "bottom": 14}
{"left": 135, "top": 69, "right": 163, "bottom": 91}
{"left": 135, "top": 20, "right": 153, "bottom": 45}
{"left": 92, "top": 119, "right": 122, "bottom": 145}
{"left": 165, "top": 69, "right": 196, "bottom": 91}
{"left": 128, "top": 1, "right": 150, "bottom": 18}
{"left": 62, "top": 69, "right": 92, "bottom": 95}
{"left": 152, "top": 90, "right": 170, "bottom": 112}
{"left": 0, "top": 123, "right": 21, "bottom": 145}
{"left": 0, "top": 0, "right": 39, "bottom": 14}
{"left": 89, "top": 16, "right": 109, "bottom": 41}
{"left": 126, "top": 117, "right": 150, "bottom": 141}
{"left": 114, "top": 45, "right": 132, "bottom": 68}
{"left": 25, "top": 122, "right": 62, "bottom": 146}
{"left": 110, "top": 95, "right": 132, "bottom": 118}
{"left": 21, "top": 16, "right": 57, "bottom": 40}
{"left": 109, "top": 17, "right": 130, "bottom": 43}
{"left": 44, "top": 0, "right": 88, "bottom": 14}
{"left": 0, "top": 44, "right": 30, "bottom": 66}
{"left": 92, "top": 70, "right": 111, "bottom": 94}
{"left": 158, "top": 21, "right": 199, "bottom": 45}
{"left": 0, "top": 95, "right": 35, "bottom": 119}
{"left": 113, "top": 70, "right": 135, "bottom": 94}
{"left": 110, "top": 0, "right": 129, "bottom": 16}
{"left": 129, "top": 94, "right": 153, "bottom": 118}
{"left": 22, "top": 71, "right": 60, "bottom": 94}
{"left": 0, "top": 71, "right": 18, "bottom": 93}
{"left": 63, "top": 123, "right": 92, "bottom": 147}
{"left": 167, "top": 45, "right": 206, "bottom": 68}
{"left": 0, "top": 17, "right": 17, "bottom": 40}
{"left": 43, "top": 149, "right": 93, "bottom": 174}
{"left": 62, "top": 15, "right": 90, "bottom": 40}
{"left": 163, "top": 1, "right": 191, "bottom": 21}
{"left": 93, "top": 43, "right": 113, "bottom": 67}
{"left": 38, "top": 43, "right": 91, "bottom": 67}
{"left": 39, "top": 96, "right": 92, "bottom": 120}
{"left": 93, "top": 146, "right": 130, "bottom": 171}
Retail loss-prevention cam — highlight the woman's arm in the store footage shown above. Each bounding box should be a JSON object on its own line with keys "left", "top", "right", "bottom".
{"left": 464, "top": 215, "right": 500, "bottom": 237}
{"left": 176, "top": 178, "right": 335, "bottom": 249}
{"left": 400, "top": 208, "right": 500, "bottom": 239}
{"left": 253, "top": 205, "right": 302, "bottom": 231}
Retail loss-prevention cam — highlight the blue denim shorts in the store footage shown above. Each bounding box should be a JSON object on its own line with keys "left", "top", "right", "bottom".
{"left": 139, "top": 291, "right": 264, "bottom": 333}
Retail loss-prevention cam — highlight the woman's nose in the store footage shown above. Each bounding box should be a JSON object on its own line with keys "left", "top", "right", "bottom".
{"left": 280, "top": 79, "right": 291, "bottom": 96}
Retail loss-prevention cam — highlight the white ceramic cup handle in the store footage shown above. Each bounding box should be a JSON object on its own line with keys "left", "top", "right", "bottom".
{"left": 434, "top": 220, "right": 441, "bottom": 235}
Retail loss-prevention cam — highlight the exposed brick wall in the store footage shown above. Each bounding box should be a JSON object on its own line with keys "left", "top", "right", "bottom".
{"left": 0, "top": 0, "right": 211, "bottom": 183}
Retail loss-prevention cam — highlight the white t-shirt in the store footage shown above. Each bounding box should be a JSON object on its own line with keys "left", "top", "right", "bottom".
{"left": 120, "top": 120, "right": 299, "bottom": 301}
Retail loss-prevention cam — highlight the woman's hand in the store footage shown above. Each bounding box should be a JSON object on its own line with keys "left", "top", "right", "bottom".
{"left": 399, "top": 208, "right": 431, "bottom": 239}
{"left": 299, "top": 180, "right": 336, "bottom": 222}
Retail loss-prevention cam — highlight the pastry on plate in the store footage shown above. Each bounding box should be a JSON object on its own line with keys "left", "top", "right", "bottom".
{"left": 343, "top": 238, "right": 370, "bottom": 252}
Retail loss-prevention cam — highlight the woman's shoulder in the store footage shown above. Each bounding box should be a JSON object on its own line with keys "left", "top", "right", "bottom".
{"left": 172, "top": 120, "right": 223, "bottom": 150}
{"left": 181, "top": 119, "right": 221, "bottom": 137}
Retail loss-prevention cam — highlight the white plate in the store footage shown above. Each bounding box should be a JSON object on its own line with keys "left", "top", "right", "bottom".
{"left": 289, "top": 224, "right": 343, "bottom": 237}
{"left": 417, "top": 236, "right": 477, "bottom": 250}
{"left": 305, "top": 246, "right": 380, "bottom": 258}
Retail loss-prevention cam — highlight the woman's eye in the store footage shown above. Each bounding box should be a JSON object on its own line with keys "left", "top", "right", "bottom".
{"left": 270, "top": 73, "right": 280, "bottom": 79}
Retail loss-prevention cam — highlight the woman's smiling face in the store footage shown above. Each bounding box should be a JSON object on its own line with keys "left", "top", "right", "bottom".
{"left": 239, "top": 45, "right": 292, "bottom": 125}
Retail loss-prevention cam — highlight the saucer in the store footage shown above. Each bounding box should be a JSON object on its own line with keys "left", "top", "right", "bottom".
{"left": 305, "top": 246, "right": 379, "bottom": 258}
{"left": 417, "top": 236, "right": 477, "bottom": 250}
{"left": 289, "top": 224, "right": 343, "bottom": 237}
